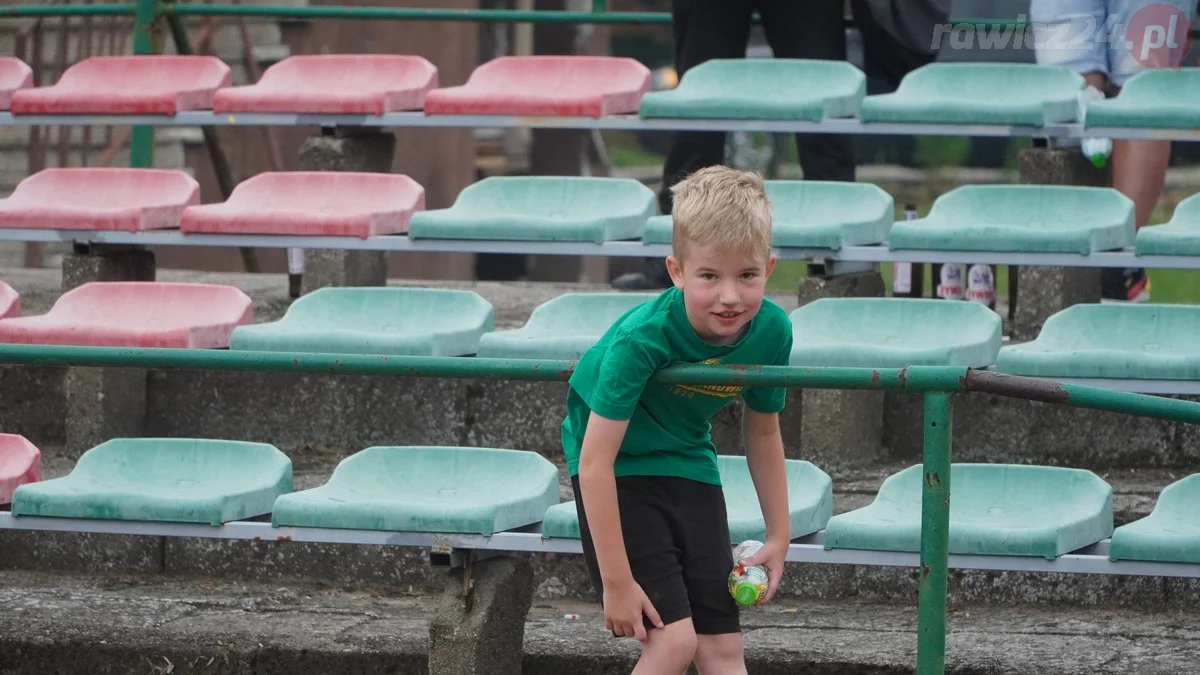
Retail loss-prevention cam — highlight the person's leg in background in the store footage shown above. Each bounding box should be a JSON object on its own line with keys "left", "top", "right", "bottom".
{"left": 756, "top": 0, "right": 856, "bottom": 182}
{"left": 1102, "top": 0, "right": 1194, "bottom": 301}
{"left": 613, "top": 0, "right": 754, "bottom": 290}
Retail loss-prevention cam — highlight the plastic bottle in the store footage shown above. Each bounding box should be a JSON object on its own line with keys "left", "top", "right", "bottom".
{"left": 965, "top": 263, "right": 996, "bottom": 310}
{"left": 935, "top": 262, "right": 966, "bottom": 300}
{"left": 728, "top": 540, "right": 769, "bottom": 607}
{"left": 891, "top": 204, "right": 923, "bottom": 298}
{"left": 1078, "top": 85, "right": 1112, "bottom": 168}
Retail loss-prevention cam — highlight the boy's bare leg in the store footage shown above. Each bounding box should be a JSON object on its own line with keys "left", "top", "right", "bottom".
{"left": 633, "top": 619, "right": 699, "bottom": 675}
{"left": 693, "top": 632, "right": 747, "bottom": 675}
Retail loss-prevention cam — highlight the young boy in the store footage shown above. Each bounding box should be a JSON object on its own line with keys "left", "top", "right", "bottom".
{"left": 561, "top": 165, "right": 794, "bottom": 674}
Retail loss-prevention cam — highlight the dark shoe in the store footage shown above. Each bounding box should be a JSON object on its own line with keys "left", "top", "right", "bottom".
{"left": 1101, "top": 267, "right": 1150, "bottom": 303}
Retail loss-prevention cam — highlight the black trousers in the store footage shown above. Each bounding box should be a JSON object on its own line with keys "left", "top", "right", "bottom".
{"left": 659, "top": 0, "right": 855, "bottom": 214}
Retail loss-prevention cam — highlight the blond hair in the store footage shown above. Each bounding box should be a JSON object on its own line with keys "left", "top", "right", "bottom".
{"left": 669, "top": 165, "right": 772, "bottom": 261}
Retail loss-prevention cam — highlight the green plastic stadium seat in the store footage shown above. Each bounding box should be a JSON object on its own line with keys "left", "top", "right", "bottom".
{"left": 789, "top": 298, "right": 1002, "bottom": 368}
{"left": 995, "top": 304, "right": 1200, "bottom": 380}
{"left": 407, "top": 176, "right": 655, "bottom": 243}
{"left": 643, "top": 181, "right": 892, "bottom": 249}
{"left": 1085, "top": 69, "right": 1200, "bottom": 129}
{"left": 476, "top": 292, "right": 656, "bottom": 360}
{"left": 229, "top": 287, "right": 494, "bottom": 356}
{"left": 541, "top": 455, "right": 833, "bottom": 542}
{"left": 888, "top": 185, "right": 1135, "bottom": 255}
{"left": 638, "top": 59, "right": 866, "bottom": 121}
{"left": 860, "top": 63, "right": 1083, "bottom": 126}
{"left": 823, "top": 464, "right": 1113, "bottom": 559}
{"left": 1110, "top": 474, "right": 1200, "bottom": 564}
{"left": 9, "top": 438, "right": 292, "bottom": 526}
{"left": 768, "top": 181, "right": 893, "bottom": 249}
{"left": 642, "top": 214, "right": 672, "bottom": 245}
{"left": 271, "top": 446, "right": 559, "bottom": 535}
{"left": 1135, "top": 192, "right": 1200, "bottom": 257}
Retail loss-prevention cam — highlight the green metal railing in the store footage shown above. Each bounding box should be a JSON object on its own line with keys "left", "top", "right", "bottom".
{"left": 1, "top": 343, "right": 1200, "bottom": 673}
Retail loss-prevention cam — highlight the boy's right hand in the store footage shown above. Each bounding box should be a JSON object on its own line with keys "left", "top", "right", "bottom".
{"left": 603, "top": 577, "right": 663, "bottom": 642}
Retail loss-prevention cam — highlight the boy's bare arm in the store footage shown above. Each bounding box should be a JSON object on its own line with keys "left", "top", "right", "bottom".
{"left": 741, "top": 407, "right": 791, "bottom": 602}
{"left": 577, "top": 412, "right": 634, "bottom": 584}
{"left": 577, "top": 411, "right": 663, "bottom": 640}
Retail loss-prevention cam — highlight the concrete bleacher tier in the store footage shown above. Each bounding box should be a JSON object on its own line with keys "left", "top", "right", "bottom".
{"left": 10, "top": 55, "right": 231, "bottom": 115}
{"left": 3, "top": 436, "right": 1199, "bottom": 568}
{"left": 211, "top": 54, "right": 439, "bottom": 115}
{"left": 0, "top": 433, "right": 41, "bottom": 505}
{"left": 0, "top": 280, "right": 18, "bottom": 319}
{"left": 0, "top": 282, "right": 253, "bottom": 348}
{"left": 179, "top": 171, "right": 426, "bottom": 238}
{"left": 229, "top": 287, "right": 495, "bottom": 356}
{"left": 0, "top": 57, "right": 33, "bottom": 110}
{"left": 0, "top": 168, "right": 200, "bottom": 232}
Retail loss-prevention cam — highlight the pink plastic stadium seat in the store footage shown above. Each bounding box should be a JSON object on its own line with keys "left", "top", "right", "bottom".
{"left": 0, "top": 434, "right": 41, "bottom": 504}
{"left": 10, "top": 56, "right": 231, "bottom": 115}
{"left": 0, "top": 58, "right": 33, "bottom": 111}
{"left": 0, "top": 168, "right": 200, "bottom": 232}
{"left": 0, "top": 282, "right": 254, "bottom": 349}
{"left": 424, "top": 56, "right": 651, "bottom": 118}
{"left": 212, "top": 55, "right": 438, "bottom": 115}
{"left": 0, "top": 281, "right": 18, "bottom": 319}
{"left": 180, "top": 172, "right": 426, "bottom": 239}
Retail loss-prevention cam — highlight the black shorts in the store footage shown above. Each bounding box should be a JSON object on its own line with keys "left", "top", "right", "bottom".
{"left": 571, "top": 473, "right": 739, "bottom": 635}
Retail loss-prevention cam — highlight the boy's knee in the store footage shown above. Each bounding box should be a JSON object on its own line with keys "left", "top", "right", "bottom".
{"left": 644, "top": 620, "right": 699, "bottom": 670}
{"left": 694, "top": 632, "right": 746, "bottom": 673}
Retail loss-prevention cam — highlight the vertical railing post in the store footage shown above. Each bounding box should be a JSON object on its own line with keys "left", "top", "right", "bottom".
{"left": 129, "top": 0, "right": 160, "bottom": 167}
{"left": 917, "top": 391, "right": 952, "bottom": 675}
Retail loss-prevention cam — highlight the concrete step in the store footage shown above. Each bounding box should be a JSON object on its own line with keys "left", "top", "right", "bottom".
{"left": 0, "top": 570, "right": 1193, "bottom": 674}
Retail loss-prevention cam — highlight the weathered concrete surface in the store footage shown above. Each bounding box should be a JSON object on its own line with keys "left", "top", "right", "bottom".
{"left": 884, "top": 391, "right": 1200, "bottom": 470}
{"left": 429, "top": 556, "right": 535, "bottom": 675}
{"left": 61, "top": 247, "right": 156, "bottom": 291}
{"left": 0, "top": 570, "right": 1196, "bottom": 674}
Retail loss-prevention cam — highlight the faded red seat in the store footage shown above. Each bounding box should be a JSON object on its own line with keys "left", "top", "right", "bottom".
{"left": 424, "top": 56, "right": 651, "bottom": 117}
{"left": 180, "top": 172, "right": 425, "bottom": 238}
{"left": 0, "top": 434, "right": 41, "bottom": 504}
{"left": 0, "top": 168, "right": 199, "bottom": 232}
{"left": 0, "top": 282, "right": 254, "bottom": 349}
{"left": 10, "top": 55, "right": 231, "bottom": 115}
{"left": 212, "top": 54, "right": 437, "bottom": 115}
{"left": 0, "top": 281, "right": 18, "bottom": 319}
{"left": 0, "top": 57, "right": 33, "bottom": 111}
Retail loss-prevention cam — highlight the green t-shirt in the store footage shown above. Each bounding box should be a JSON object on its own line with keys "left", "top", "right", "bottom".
{"left": 561, "top": 286, "right": 793, "bottom": 486}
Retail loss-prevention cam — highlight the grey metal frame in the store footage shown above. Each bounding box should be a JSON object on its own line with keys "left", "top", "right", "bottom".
{"left": 0, "top": 511, "right": 1194, "bottom": 578}
{"left": 0, "top": 112, "right": 1198, "bottom": 141}
{"left": 1, "top": 228, "right": 1196, "bottom": 270}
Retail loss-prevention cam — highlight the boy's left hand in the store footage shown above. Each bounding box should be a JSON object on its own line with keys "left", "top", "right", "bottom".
{"left": 741, "top": 537, "right": 788, "bottom": 605}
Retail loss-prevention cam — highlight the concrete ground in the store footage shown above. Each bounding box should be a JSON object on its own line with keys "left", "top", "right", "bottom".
{"left": 1, "top": 569, "right": 1197, "bottom": 674}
